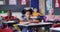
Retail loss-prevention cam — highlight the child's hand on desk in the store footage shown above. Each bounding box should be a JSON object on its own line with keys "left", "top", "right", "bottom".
{"left": 20, "top": 20, "right": 31, "bottom": 24}
{"left": 31, "top": 21, "right": 39, "bottom": 23}
{"left": 20, "top": 21, "right": 31, "bottom": 25}
{"left": 31, "top": 19, "right": 39, "bottom": 23}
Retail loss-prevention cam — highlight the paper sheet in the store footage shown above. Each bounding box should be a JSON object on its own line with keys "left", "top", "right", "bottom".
{"left": 9, "top": 0, "right": 17, "bottom": 5}
{"left": 0, "top": 1, "right": 4, "bottom": 5}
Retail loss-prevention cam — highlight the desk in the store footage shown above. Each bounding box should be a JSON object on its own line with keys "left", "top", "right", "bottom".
{"left": 2, "top": 21, "right": 18, "bottom": 32}
{"left": 2, "top": 21, "right": 17, "bottom": 24}
{"left": 17, "top": 22, "right": 53, "bottom": 32}
{"left": 47, "top": 21, "right": 60, "bottom": 24}
{"left": 50, "top": 27, "right": 60, "bottom": 32}
{"left": 2, "top": 21, "right": 17, "bottom": 27}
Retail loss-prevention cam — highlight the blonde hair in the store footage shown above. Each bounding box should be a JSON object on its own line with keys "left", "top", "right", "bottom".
{"left": 48, "top": 8, "right": 54, "bottom": 15}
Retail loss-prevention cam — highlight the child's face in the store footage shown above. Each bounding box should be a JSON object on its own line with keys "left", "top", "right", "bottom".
{"left": 7, "top": 11, "right": 12, "bottom": 17}
{"left": 25, "top": 11, "right": 31, "bottom": 18}
{"left": 33, "top": 8, "right": 38, "bottom": 12}
{"left": 49, "top": 8, "right": 54, "bottom": 14}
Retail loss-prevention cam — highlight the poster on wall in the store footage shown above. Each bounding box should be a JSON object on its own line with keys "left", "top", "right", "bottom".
{"left": 20, "top": 0, "right": 28, "bottom": 6}
{"left": 9, "top": 0, "right": 17, "bottom": 5}
{"left": 46, "top": 0, "right": 52, "bottom": 11}
{"left": 0, "top": 0, "right": 5, "bottom": 5}
{"left": 54, "top": 0, "right": 60, "bottom": 8}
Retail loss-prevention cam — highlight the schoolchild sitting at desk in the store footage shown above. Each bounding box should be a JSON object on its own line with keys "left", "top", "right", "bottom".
{"left": 32, "top": 8, "right": 43, "bottom": 22}
{"left": 45, "top": 8, "right": 55, "bottom": 21}
{"left": 32, "top": 8, "right": 42, "bottom": 17}
{"left": 4, "top": 10, "right": 18, "bottom": 21}
{"left": 2, "top": 10, "right": 19, "bottom": 32}
{"left": 20, "top": 10, "right": 33, "bottom": 32}
{"left": 44, "top": 8, "right": 55, "bottom": 32}
{"left": 20, "top": 9, "right": 43, "bottom": 32}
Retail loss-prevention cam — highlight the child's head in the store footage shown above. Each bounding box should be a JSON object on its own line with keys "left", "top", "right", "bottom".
{"left": 33, "top": 8, "right": 38, "bottom": 12}
{"left": 22, "top": 9, "right": 26, "bottom": 15}
{"left": 7, "top": 10, "right": 12, "bottom": 17}
{"left": 25, "top": 10, "right": 31, "bottom": 18}
{"left": 48, "top": 8, "right": 54, "bottom": 15}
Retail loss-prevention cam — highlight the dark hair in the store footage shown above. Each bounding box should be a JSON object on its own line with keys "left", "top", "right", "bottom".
{"left": 29, "top": 9, "right": 33, "bottom": 14}
{"left": 25, "top": 9, "right": 32, "bottom": 15}
{"left": 7, "top": 10, "right": 12, "bottom": 14}
{"left": 7, "top": 10, "right": 11, "bottom": 11}
{"left": 33, "top": 7, "right": 39, "bottom": 12}
{"left": 33, "top": 7, "right": 37, "bottom": 9}
{"left": 22, "top": 9, "right": 26, "bottom": 14}
{"left": 22, "top": 9, "right": 33, "bottom": 15}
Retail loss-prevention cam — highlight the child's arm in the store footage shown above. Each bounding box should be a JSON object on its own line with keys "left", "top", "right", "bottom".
{"left": 19, "top": 19, "right": 24, "bottom": 24}
{"left": 45, "top": 15, "right": 49, "bottom": 21}
{"left": 38, "top": 12, "right": 43, "bottom": 16}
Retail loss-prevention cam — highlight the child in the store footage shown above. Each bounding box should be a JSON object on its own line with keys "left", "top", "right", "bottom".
{"left": 20, "top": 9, "right": 43, "bottom": 32}
{"left": 44, "top": 8, "right": 55, "bottom": 32}
{"left": 4, "top": 10, "right": 16, "bottom": 21}
{"left": 20, "top": 10, "right": 33, "bottom": 32}
{"left": 3, "top": 10, "right": 19, "bottom": 32}
{"left": 32, "top": 8, "right": 42, "bottom": 17}
{"left": 45, "top": 8, "right": 55, "bottom": 21}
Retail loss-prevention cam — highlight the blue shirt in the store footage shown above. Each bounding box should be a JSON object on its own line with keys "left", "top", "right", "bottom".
{"left": 23, "top": 17, "right": 32, "bottom": 22}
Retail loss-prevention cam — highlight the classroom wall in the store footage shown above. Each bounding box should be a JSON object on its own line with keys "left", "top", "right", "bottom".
{"left": 45, "top": 0, "right": 60, "bottom": 15}
{"left": 39, "top": 0, "right": 60, "bottom": 15}
{"left": 0, "top": 0, "right": 30, "bottom": 12}
{"left": 0, "top": 12, "right": 22, "bottom": 19}
{"left": 53, "top": 0, "right": 60, "bottom": 15}
{"left": 39, "top": 0, "right": 45, "bottom": 15}
{"left": 31, "top": 0, "right": 39, "bottom": 11}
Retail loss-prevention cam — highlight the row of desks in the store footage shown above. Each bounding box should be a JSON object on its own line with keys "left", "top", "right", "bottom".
{"left": 1, "top": 16, "right": 60, "bottom": 32}
{"left": 2, "top": 21, "right": 52, "bottom": 32}
{"left": 2, "top": 20, "right": 60, "bottom": 32}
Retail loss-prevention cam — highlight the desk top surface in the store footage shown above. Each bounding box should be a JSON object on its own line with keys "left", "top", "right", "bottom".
{"left": 50, "top": 27, "right": 60, "bottom": 31}
{"left": 2, "top": 21, "right": 17, "bottom": 23}
{"left": 17, "top": 22, "right": 53, "bottom": 26}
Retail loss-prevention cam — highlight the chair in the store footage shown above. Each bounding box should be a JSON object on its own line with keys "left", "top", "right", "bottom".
{"left": 50, "top": 24, "right": 60, "bottom": 32}
{"left": 52, "top": 24, "right": 60, "bottom": 28}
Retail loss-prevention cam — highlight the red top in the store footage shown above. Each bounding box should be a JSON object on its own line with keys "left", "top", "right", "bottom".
{"left": 2, "top": 28, "right": 13, "bottom": 32}
{"left": 4, "top": 16, "right": 15, "bottom": 20}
